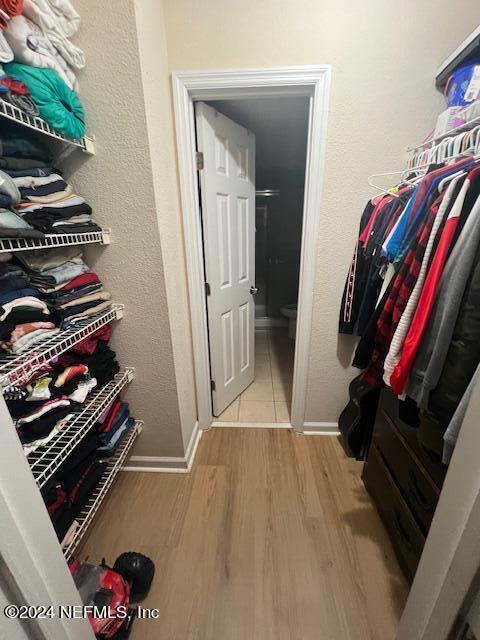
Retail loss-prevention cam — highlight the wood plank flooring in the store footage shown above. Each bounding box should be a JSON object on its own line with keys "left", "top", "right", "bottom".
{"left": 80, "top": 428, "right": 409, "bottom": 640}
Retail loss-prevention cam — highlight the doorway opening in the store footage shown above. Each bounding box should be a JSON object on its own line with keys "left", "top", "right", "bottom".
{"left": 172, "top": 67, "right": 331, "bottom": 432}
{"left": 197, "top": 97, "right": 309, "bottom": 424}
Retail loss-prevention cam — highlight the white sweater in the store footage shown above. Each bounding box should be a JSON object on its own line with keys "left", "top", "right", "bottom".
{"left": 383, "top": 174, "right": 465, "bottom": 386}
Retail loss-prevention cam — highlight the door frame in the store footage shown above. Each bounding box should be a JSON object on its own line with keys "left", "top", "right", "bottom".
{"left": 172, "top": 66, "right": 331, "bottom": 430}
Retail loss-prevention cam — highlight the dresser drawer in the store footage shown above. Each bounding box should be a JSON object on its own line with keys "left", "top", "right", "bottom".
{"left": 373, "top": 407, "right": 440, "bottom": 533}
{"left": 363, "top": 444, "right": 425, "bottom": 582}
{"left": 380, "top": 389, "right": 446, "bottom": 489}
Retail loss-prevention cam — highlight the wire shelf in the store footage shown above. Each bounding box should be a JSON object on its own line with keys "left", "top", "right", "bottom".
{"left": 0, "top": 229, "right": 111, "bottom": 254}
{"left": 0, "top": 304, "right": 124, "bottom": 391}
{"left": 0, "top": 98, "right": 95, "bottom": 154}
{"left": 406, "top": 101, "right": 480, "bottom": 155}
{"left": 63, "top": 421, "right": 143, "bottom": 561}
{"left": 29, "top": 368, "right": 135, "bottom": 489}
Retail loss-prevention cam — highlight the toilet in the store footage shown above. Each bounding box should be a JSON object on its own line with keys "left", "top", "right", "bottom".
{"left": 280, "top": 304, "right": 298, "bottom": 339}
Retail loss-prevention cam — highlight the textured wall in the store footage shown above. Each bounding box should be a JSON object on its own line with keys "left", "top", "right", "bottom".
{"left": 67, "top": 0, "right": 188, "bottom": 457}
{"left": 133, "top": 0, "right": 198, "bottom": 450}
{"left": 163, "top": 0, "right": 480, "bottom": 423}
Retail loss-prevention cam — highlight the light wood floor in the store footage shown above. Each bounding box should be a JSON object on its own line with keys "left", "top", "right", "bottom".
{"left": 81, "top": 428, "right": 409, "bottom": 640}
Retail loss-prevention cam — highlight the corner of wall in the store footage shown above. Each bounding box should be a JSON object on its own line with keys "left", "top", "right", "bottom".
{"left": 133, "top": 0, "right": 198, "bottom": 453}
{"left": 67, "top": 0, "right": 187, "bottom": 459}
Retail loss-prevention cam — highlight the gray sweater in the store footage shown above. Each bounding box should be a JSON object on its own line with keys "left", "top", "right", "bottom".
{"left": 443, "top": 363, "right": 480, "bottom": 464}
{"left": 407, "top": 191, "right": 480, "bottom": 407}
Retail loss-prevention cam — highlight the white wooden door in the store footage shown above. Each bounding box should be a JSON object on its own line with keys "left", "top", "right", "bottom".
{"left": 195, "top": 102, "right": 256, "bottom": 416}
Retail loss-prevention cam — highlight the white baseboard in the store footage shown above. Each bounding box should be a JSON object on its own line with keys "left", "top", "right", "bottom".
{"left": 121, "top": 420, "right": 338, "bottom": 474}
{"left": 212, "top": 421, "right": 292, "bottom": 429}
{"left": 303, "top": 421, "right": 340, "bottom": 436}
{"left": 184, "top": 420, "right": 203, "bottom": 467}
{"left": 123, "top": 421, "right": 202, "bottom": 473}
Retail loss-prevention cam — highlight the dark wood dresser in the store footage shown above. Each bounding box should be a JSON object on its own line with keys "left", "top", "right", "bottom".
{"left": 362, "top": 388, "right": 447, "bottom": 582}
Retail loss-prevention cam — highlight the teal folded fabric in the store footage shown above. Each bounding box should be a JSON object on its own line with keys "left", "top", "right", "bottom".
{"left": 4, "top": 62, "right": 85, "bottom": 139}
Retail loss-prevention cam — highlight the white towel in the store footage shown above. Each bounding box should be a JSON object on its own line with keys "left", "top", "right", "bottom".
{"left": 0, "top": 32, "right": 13, "bottom": 63}
{"left": 32, "top": 0, "right": 80, "bottom": 38}
{"left": 13, "top": 172, "right": 65, "bottom": 188}
{"left": 4, "top": 15, "right": 77, "bottom": 90}
{"left": 22, "top": 0, "right": 85, "bottom": 69}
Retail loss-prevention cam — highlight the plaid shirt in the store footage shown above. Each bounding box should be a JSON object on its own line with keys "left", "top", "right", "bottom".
{"left": 362, "top": 193, "right": 444, "bottom": 387}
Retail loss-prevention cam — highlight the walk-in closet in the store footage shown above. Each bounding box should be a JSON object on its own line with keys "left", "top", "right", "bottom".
{"left": 2, "top": 2, "right": 480, "bottom": 640}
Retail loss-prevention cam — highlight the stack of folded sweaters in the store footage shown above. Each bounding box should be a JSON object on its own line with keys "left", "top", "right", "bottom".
{"left": 0, "top": 0, "right": 86, "bottom": 139}
{"left": 4, "top": 320, "right": 131, "bottom": 549}
{"left": 0, "top": 126, "right": 101, "bottom": 237}
{"left": 6, "top": 323, "right": 120, "bottom": 459}
{"left": 41, "top": 393, "right": 136, "bottom": 549}
{"left": 97, "top": 397, "right": 135, "bottom": 458}
{"left": 0, "top": 0, "right": 84, "bottom": 89}
{"left": 16, "top": 246, "right": 111, "bottom": 324}
{"left": 0, "top": 255, "right": 59, "bottom": 353}
{"left": 0, "top": 246, "right": 111, "bottom": 356}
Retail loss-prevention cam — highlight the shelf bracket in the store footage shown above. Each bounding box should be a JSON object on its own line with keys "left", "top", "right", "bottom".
{"left": 101, "top": 229, "right": 112, "bottom": 245}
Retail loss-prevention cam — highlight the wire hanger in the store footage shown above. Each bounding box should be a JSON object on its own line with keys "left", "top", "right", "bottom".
{"left": 367, "top": 164, "right": 427, "bottom": 198}
{"left": 368, "top": 122, "right": 480, "bottom": 197}
{"left": 407, "top": 124, "right": 480, "bottom": 170}
{"left": 367, "top": 171, "right": 405, "bottom": 198}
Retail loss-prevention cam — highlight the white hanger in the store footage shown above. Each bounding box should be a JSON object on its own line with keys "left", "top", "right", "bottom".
{"left": 367, "top": 171, "right": 404, "bottom": 198}
{"left": 373, "top": 122, "right": 480, "bottom": 196}
{"left": 367, "top": 165, "right": 428, "bottom": 198}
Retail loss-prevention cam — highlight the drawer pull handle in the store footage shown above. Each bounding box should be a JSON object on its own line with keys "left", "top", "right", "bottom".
{"left": 408, "top": 474, "right": 433, "bottom": 512}
{"left": 393, "top": 512, "right": 415, "bottom": 552}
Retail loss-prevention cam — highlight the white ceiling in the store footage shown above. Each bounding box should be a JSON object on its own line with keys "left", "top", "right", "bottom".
{"left": 207, "top": 97, "right": 310, "bottom": 188}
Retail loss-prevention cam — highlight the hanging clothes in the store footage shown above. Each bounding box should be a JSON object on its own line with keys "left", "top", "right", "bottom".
{"left": 407, "top": 172, "right": 480, "bottom": 406}
{"left": 339, "top": 199, "right": 377, "bottom": 334}
{"left": 339, "top": 156, "right": 480, "bottom": 464}
{"left": 339, "top": 191, "right": 411, "bottom": 335}
{"left": 389, "top": 168, "right": 479, "bottom": 394}
{"left": 361, "top": 190, "right": 445, "bottom": 387}
{"left": 382, "top": 174, "right": 464, "bottom": 386}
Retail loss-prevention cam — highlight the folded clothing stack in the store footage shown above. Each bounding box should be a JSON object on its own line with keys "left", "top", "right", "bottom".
{"left": 0, "top": 123, "right": 51, "bottom": 171}
{"left": 0, "top": 128, "right": 49, "bottom": 237}
{"left": 37, "top": 396, "right": 132, "bottom": 545}
{"left": 3, "top": 306, "right": 126, "bottom": 545}
{"left": 16, "top": 248, "right": 112, "bottom": 324}
{"left": 56, "top": 333, "right": 120, "bottom": 387}
{"left": 5, "top": 322, "right": 119, "bottom": 456}
{"left": 41, "top": 394, "right": 136, "bottom": 544}
{"left": 42, "top": 429, "right": 107, "bottom": 543}
{"left": 4, "top": 61, "right": 84, "bottom": 138}
{"left": 0, "top": 126, "right": 100, "bottom": 237}
{"left": 96, "top": 397, "right": 135, "bottom": 458}
{"left": 0, "top": 246, "right": 113, "bottom": 352}
{"left": 0, "top": 255, "right": 59, "bottom": 354}
{"left": 0, "top": 0, "right": 85, "bottom": 136}
{"left": 16, "top": 191, "right": 100, "bottom": 234}
{"left": 0, "top": 0, "right": 84, "bottom": 84}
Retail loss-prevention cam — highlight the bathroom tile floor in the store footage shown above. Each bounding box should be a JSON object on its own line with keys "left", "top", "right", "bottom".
{"left": 215, "top": 328, "right": 294, "bottom": 423}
